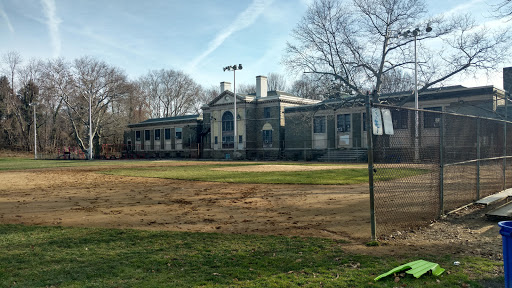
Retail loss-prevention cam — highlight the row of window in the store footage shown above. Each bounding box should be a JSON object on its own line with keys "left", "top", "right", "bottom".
{"left": 135, "top": 128, "right": 182, "bottom": 142}
{"left": 313, "top": 108, "right": 442, "bottom": 134}
{"left": 391, "top": 107, "right": 441, "bottom": 129}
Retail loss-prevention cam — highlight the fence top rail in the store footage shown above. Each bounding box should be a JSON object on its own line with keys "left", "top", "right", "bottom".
{"left": 443, "top": 155, "right": 512, "bottom": 167}
{"left": 373, "top": 103, "right": 512, "bottom": 124}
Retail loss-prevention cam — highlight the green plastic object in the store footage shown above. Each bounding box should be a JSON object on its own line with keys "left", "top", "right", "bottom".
{"left": 374, "top": 260, "right": 445, "bottom": 281}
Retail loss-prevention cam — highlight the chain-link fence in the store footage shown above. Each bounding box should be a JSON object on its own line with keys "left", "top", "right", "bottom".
{"left": 371, "top": 103, "right": 512, "bottom": 238}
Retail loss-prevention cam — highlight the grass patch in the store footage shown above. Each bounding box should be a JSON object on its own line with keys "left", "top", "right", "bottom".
{"left": 0, "top": 158, "right": 428, "bottom": 185}
{"left": 0, "top": 158, "right": 126, "bottom": 171}
{"left": 104, "top": 164, "right": 426, "bottom": 185}
{"left": 0, "top": 158, "right": 187, "bottom": 171}
{"left": 0, "top": 225, "right": 500, "bottom": 287}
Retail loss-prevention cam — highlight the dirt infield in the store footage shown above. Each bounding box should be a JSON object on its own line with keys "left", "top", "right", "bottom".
{"left": 0, "top": 165, "right": 370, "bottom": 240}
{"left": 0, "top": 163, "right": 504, "bottom": 260}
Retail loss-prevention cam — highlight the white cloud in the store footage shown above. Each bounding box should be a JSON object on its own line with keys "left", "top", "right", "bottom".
{"left": 188, "top": 0, "right": 274, "bottom": 70}
{"left": 441, "top": 0, "right": 486, "bottom": 16}
{"left": 299, "top": 0, "right": 314, "bottom": 7}
{"left": 41, "top": 0, "right": 61, "bottom": 58}
{"left": 0, "top": 4, "right": 14, "bottom": 33}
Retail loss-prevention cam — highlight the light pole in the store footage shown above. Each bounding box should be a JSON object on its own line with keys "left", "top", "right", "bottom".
{"left": 29, "top": 102, "right": 38, "bottom": 160}
{"left": 89, "top": 94, "right": 93, "bottom": 160}
{"left": 399, "top": 25, "right": 432, "bottom": 161}
{"left": 223, "top": 64, "right": 243, "bottom": 153}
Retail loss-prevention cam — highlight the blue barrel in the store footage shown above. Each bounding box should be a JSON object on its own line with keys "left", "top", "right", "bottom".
{"left": 499, "top": 221, "right": 512, "bottom": 287}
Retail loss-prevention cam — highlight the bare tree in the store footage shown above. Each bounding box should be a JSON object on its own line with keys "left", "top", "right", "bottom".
{"left": 160, "top": 69, "right": 201, "bottom": 117}
{"left": 39, "top": 58, "right": 75, "bottom": 151}
{"left": 493, "top": 0, "right": 512, "bottom": 19}
{"left": 194, "top": 85, "right": 219, "bottom": 113}
{"left": 236, "top": 83, "right": 256, "bottom": 94}
{"left": 138, "top": 70, "right": 162, "bottom": 118}
{"left": 2, "top": 51, "right": 22, "bottom": 113}
{"left": 138, "top": 69, "right": 202, "bottom": 118}
{"left": 14, "top": 81, "right": 39, "bottom": 150}
{"left": 18, "top": 58, "right": 44, "bottom": 88}
{"left": 380, "top": 69, "right": 415, "bottom": 94}
{"left": 284, "top": 0, "right": 512, "bottom": 102}
{"left": 0, "top": 76, "right": 10, "bottom": 148}
{"left": 41, "top": 56, "right": 130, "bottom": 154}
{"left": 290, "top": 74, "right": 331, "bottom": 100}
{"left": 267, "top": 72, "right": 288, "bottom": 91}
{"left": 122, "top": 82, "right": 149, "bottom": 124}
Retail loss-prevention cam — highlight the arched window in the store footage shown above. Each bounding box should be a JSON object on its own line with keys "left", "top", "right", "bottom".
{"left": 222, "top": 111, "right": 234, "bottom": 148}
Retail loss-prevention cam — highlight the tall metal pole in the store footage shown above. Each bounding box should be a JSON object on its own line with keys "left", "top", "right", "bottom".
{"left": 33, "top": 104, "right": 37, "bottom": 160}
{"left": 439, "top": 113, "right": 444, "bottom": 216}
{"left": 223, "top": 64, "right": 242, "bottom": 154}
{"left": 414, "top": 32, "right": 420, "bottom": 161}
{"left": 505, "top": 92, "right": 508, "bottom": 190}
{"left": 89, "top": 94, "right": 93, "bottom": 160}
{"left": 233, "top": 69, "right": 237, "bottom": 153}
{"left": 366, "top": 92, "right": 376, "bottom": 241}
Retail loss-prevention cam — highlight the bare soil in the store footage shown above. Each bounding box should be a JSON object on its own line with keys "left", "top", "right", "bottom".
{"left": 0, "top": 164, "right": 504, "bottom": 263}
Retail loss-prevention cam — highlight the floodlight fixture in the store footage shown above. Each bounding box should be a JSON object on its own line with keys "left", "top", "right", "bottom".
{"left": 398, "top": 24, "right": 433, "bottom": 161}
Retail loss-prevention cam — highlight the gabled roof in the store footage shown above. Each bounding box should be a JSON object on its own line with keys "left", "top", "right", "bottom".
{"left": 203, "top": 90, "right": 320, "bottom": 108}
{"left": 206, "top": 90, "right": 253, "bottom": 107}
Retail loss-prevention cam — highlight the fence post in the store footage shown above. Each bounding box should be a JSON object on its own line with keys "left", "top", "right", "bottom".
{"left": 304, "top": 141, "right": 307, "bottom": 161}
{"left": 505, "top": 93, "right": 508, "bottom": 191}
{"left": 439, "top": 113, "right": 444, "bottom": 216}
{"left": 366, "top": 93, "right": 376, "bottom": 241}
{"left": 476, "top": 118, "right": 481, "bottom": 200}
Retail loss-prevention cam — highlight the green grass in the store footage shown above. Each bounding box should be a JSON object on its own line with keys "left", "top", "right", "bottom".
{"left": 0, "top": 158, "right": 426, "bottom": 185}
{"left": 0, "top": 225, "right": 501, "bottom": 287}
{"left": 0, "top": 157, "right": 139, "bottom": 171}
{"left": 104, "top": 164, "right": 426, "bottom": 185}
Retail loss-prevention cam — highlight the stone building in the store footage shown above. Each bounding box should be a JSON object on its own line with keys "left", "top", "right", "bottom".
{"left": 124, "top": 68, "right": 510, "bottom": 161}
{"left": 283, "top": 85, "right": 506, "bottom": 161}
{"left": 124, "top": 75, "right": 318, "bottom": 159}
{"left": 125, "top": 114, "right": 203, "bottom": 158}
{"left": 200, "top": 76, "right": 318, "bottom": 159}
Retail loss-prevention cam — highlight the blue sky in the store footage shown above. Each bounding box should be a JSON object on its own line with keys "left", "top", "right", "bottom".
{"left": 0, "top": 0, "right": 510, "bottom": 89}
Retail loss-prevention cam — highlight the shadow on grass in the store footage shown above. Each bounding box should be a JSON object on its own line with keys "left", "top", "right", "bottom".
{"left": 0, "top": 225, "right": 502, "bottom": 287}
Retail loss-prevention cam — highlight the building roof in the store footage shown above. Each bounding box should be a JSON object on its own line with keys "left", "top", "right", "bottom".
{"left": 127, "top": 114, "right": 202, "bottom": 128}
{"left": 284, "top": 85, "right": 504, "bottom": 113}
{"left": 203, "top": 90, "right": 320, "bottom": 109}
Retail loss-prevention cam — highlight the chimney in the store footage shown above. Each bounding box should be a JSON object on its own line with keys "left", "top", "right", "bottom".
{"left": 220, "top": 81, "right": 231, "bottom": 93}
{"left": 256, "top": 75, "right": 267, "bottom": 98}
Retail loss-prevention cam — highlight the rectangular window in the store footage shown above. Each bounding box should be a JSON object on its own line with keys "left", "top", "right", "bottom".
{"left": 154, "top": 129, "right": 161, "bottom": 140}
{"left": 337, "top": 114, "right": 351, "bottom": 132}
{"left": 175, "top": 127, "right": 182, "bottom": 139}
{"left": 222, "top": 136, "right": 234, "bottom": 145}
{"left": 215, "top": 136, "right": 218, "bottom": 144}
{"left": 424, "top": 107, "right": 442, "bottom": 128}
{"left": 264, "top": 107, "right": 271, "bottom": 118}
{"left": 313, "top": 116, "right": 326, "bottom": 133}
{"left": 262, "top": 130, "right": 272, "bottom": 144}
{"left": 135, "top": 131, "right": 141, "bottom": 141}
{"left": 391, "top": 110, "right": 408, "bottom": 129}
{"left": 362, "top": 113, "right": 366, "bottom": 131}
{"left": 144, "top": 130, "right": 150, "bottom": 141}
{"left": 239, "top": 135, "right": 243, "bottom": 143}
{"left": 164, "top": 128, "right": 171, "bottom": 140}
{"left": 222, "top": 120, "right": 233, "bottom": 131}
